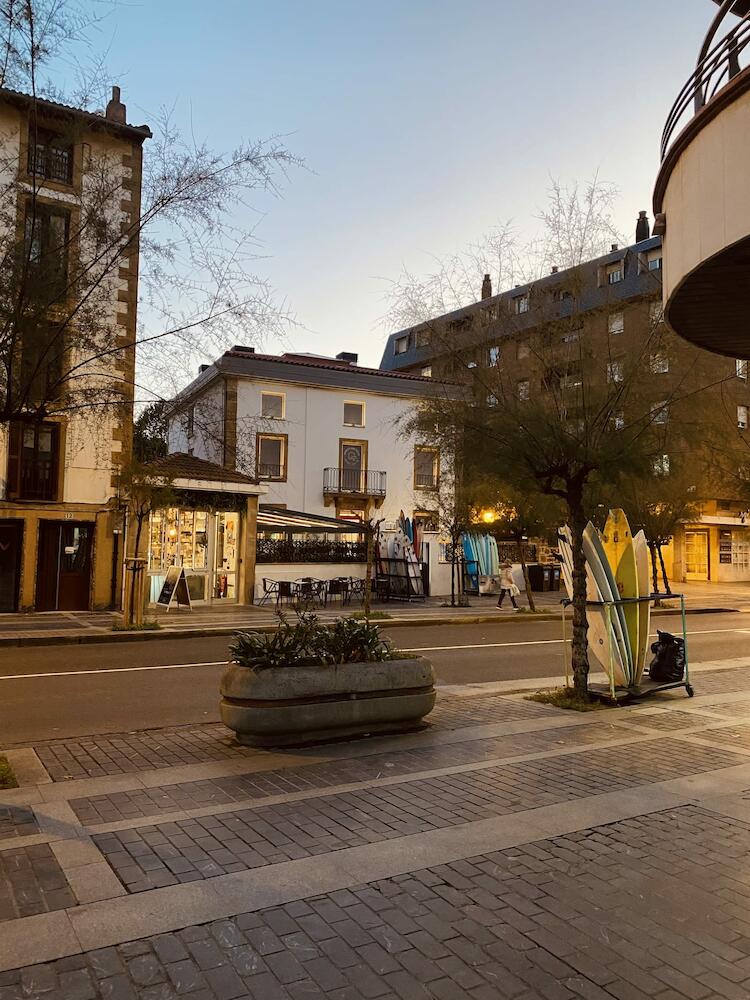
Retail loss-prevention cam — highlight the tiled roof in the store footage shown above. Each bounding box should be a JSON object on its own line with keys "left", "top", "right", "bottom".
{"left": 224, "top": 349, "right": 438, "bottom": 383}
{"left": 0, "top": 86, "right": 151, "bottom": 139}
{"left": 147, "top": 453, "right": 258, "bottom": 485}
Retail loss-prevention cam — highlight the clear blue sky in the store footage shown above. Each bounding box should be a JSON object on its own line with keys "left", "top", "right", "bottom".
{"left": 100, "top": 0, "right": 710, "bottom": 366}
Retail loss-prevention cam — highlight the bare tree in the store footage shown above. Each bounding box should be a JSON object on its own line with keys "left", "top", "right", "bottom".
{"left": 0, "top": 0, "right": 300, "bottom": 448}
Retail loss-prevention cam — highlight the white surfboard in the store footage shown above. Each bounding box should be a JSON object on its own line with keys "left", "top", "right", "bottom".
{"left": 583, "top": 523, "right": 631, "bottom": 686}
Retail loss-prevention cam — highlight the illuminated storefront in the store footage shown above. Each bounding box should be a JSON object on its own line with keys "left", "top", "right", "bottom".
{"left": 148, "top": 508, "right": 241, "bottom": 604}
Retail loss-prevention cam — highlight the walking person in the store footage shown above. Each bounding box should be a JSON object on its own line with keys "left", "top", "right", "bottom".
{"left": 497, "top": 559, "right": 521, "bottom": 611}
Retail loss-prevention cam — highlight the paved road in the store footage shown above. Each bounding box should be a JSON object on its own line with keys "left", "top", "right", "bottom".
{"left": 1, "top": 611, "right": 748, "bottom": 745}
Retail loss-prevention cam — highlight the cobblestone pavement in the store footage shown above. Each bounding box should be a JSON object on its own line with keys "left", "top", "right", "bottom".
{"left": 6, "top": 672, "right": 750, "bottom": 995}
{"left": 92, "top": 738, "right": 744, "bottom": 893}
{"left": 3, "top": 806, "right": 750, "bottom": 999}
{"left": 0, "top": 845, "right": 75, "bottom": 922}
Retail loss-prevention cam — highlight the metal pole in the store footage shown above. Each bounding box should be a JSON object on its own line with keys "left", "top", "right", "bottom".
{"left": 681, "top": 594, "right": 691, "bottom": 688}
{"left": 605, "top": 602, "right": 616, "bottom": 701}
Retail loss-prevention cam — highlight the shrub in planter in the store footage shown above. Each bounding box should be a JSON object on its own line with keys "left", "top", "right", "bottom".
{"left": 221, "top": 613, "right": 435, "bottom": 747}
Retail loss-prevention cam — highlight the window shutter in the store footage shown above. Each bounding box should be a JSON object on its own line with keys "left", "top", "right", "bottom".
{"left": 6, "top": 422, "right": 21, "bottom": 499}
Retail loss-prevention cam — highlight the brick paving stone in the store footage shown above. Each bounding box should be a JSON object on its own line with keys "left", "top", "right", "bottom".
{"left": 0, "top": 842, "right": 76, "bottom": 921}
{"left": 6, "top": 806, "right": 750, "bottom": 999}
{"left": 0, "top": 806, "right": 39, "bottom": 840}
{"left": 91, "top": 737, "right": 745, "bottom": 893}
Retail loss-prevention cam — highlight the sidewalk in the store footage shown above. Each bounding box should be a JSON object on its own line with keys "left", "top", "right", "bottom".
{"left": 3, "top": 659, "right": 750, "bottom": 995}
{"left": 1, "top": 579, "right": 747, "bottom": 647}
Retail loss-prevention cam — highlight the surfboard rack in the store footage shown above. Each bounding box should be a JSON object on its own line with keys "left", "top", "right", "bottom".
{"left": 562, "top": 593, "right": 693, "bottom": 702}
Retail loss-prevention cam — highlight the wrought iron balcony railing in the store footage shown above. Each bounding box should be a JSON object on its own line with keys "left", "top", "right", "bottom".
{"left": 323, "top": 468, "right": 387, "bottom": 496}
{"left": 662, "top": 1, "right": 750, "bottom": 159}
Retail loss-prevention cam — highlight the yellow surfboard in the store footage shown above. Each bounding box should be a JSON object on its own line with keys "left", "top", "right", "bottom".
{"left": 601, "top": 509, "right": 639, "bottom": 685}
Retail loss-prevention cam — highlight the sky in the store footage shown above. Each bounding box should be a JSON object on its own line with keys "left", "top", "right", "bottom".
{"left": 89, "top": 0, "right": 711, "bottom": 368}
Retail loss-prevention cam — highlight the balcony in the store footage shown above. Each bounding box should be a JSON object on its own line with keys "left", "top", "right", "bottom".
{"left": 323, "top": 468, "right": 387, "bottom": 504}
{"left": 654, "top": 1, "right": 750, "bottom": 358}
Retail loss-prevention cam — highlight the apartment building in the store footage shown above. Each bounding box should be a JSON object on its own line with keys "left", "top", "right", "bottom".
{"left": 0, "top": 87, "right": 150, "bottom": 611}
{"left": 165, "top": 348, "right": 454, "bottom": 602}
{"left": 380, "top": 222, "right": 750, "bottom": 584}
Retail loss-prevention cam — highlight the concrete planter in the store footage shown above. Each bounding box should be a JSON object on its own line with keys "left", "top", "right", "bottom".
{"left": 220, "top": 657, "right": 436, "bottom": 747}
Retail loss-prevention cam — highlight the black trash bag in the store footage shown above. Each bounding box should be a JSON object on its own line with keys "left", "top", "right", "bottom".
{"left": 648, "top": 630, "right": 685, "bottom": 683}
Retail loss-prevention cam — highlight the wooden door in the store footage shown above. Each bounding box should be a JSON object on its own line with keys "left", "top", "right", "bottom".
{"left": 340, "top": 440, "right": 367, "bottom": 493}
{"left": 36, "top": 521, "right": 93, "bottom": 611}
{"left": 0, "top": 521, "right": 22, "bottom": 612}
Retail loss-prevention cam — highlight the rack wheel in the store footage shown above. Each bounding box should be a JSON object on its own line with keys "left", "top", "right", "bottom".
{"left": 686, "top": 684, "right": 695, "bottom": 698}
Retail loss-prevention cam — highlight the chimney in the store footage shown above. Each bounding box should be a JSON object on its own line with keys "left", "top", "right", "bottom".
{"left": 481, "top": 274, "right": 492, "bottom": 300}
{"left": 105, "top": 86, "right": 126, "bottom": 125}
{"left": 231, "top": 345, "right": 255, "bottom": 354}
{"left": 611, "top": 244, "right": 619, "bottom": 252}
{"left": 551, "top": 266, "right": 559, "bottom": 274}
{"left": 635, "top": 210, "right": 651, "bottom": 243}
{"left": 199, "top": 364, "right": 210, "bottom": 374}
{"left": 336, "top": 351, "right": 358, "bottom": 364}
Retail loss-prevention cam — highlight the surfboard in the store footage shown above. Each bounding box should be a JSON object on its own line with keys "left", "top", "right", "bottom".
{"left": 583, "top": 523, "right": 631, "bottom": 686}
{"left": 559, "top": 526, "right": 627, "bottom": 684}
{"left": 633, "top": 530, "right": 651, "bottom": 684}
{"left": 602, "top": 509, "right": 639, "bottom": 684}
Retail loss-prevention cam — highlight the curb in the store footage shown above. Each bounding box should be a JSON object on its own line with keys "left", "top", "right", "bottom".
{"left": 0, "top": 606, "right": 741, "bottom": 649}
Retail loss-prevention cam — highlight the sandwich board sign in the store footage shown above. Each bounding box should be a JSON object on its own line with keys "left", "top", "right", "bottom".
{"left": 156, "top": 566, "right": 192, "bottom": 611}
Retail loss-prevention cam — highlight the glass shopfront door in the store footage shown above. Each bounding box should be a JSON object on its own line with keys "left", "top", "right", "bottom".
{"left": 213, "top": 512, "right": 238, "bottom": 600}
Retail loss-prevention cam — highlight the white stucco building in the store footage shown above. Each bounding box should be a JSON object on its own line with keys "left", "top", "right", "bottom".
{"left": 166, "top": 347, "right": 455, "bottom": 599}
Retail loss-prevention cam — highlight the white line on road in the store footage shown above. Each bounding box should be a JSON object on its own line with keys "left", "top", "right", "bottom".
{"left": 0, "top": 661, "right": 225, "bottom": 680}
{"left": 1, "top": 627, "right": 747, "bottom": 679}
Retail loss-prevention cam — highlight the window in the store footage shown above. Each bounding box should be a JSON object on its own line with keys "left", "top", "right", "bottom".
{"left": 343, "top": 401, "right": 365, "bottom": 427}
{"left": 561, "top": 327, "right": 581, "bottom": 344}
{"left": 607, "top": 360, "right": 623, "bottom": 383}
{"left": 486, "top": 393, "right": 498, "bottom": 407}
{"left": 18, "top": 321, "right": 64, "bottom": 403}
{"left": 488, "top": 345, "right": 501, "bottom": 367}
{"left": 256, "top": 434, "right": 287, "bottom": 480}
{"left": 608, "top": 311, "right": 624, "bottom": 336}
{"left": 414, "top": 446, "right": 439, "bottom": 489}
{"left": 653, "top": 454, "right": 670, "bottom": 476}
{"left": 27, "top": 127, "right": 73, "bottom": 184}
{"left": 394, "top": 336, "right": 409, "bottom": 355}
{"left": 652, "top": 400, "right": 669, "bottom": 425}
{"left": 415, "top": 329, "right": 431, "bottom": 348}
{"left": 6, "top": 421, "right": 59, "bottom": 501}
{"left": 650, "top": 352, "right": 669, "bottom": 374}
{"left": 261, "top": 392, "right": 285, "bottom": 419}
{"left": 612, "top": 411, "right": 625, "bottom": 430}
{"left": 607, "top": 263, "right": 623, "bottom": 285}
{"left": 421, "top": 366, "right": 432, "bottom": 378}
{"left": 414, "top": 510, "right": 439, "bottom": 531}
{"left": 517, "top": 378, "right": 530, "bottom": 401}
{"left": 650, "top": 301, "right": 663, "bottom": 324}
{"left": 737, "top": 359, "right": 748, "bottom": 380}
{"left": 560, "top": 363, "right": 582, "bottom": 390}
{"left": 514, "top": 294, "right": 529, "bottom": 315}
{"left": 24, "top": 201, "right": 70, "bottom": 294}
{"left": 517, "top": 342, "right": 530, "bottom": 361}
{"left": 648, "top": 253, "right": 663, "bottom": 271}
{"left": 739, "top": 405, "right": 749, "bottom": 430}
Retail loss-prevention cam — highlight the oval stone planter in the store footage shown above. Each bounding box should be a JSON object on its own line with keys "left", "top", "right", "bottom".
{"left": 220, "top": 657, "right": 436, "bottom": 747}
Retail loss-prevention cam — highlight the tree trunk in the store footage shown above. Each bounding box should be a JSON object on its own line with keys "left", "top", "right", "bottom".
{"left": 657, "top": 543, "right": 672, "bottom": 595}
{"left": 450, "top": 533, "right": 458, "bottom": 607}
{"left": 521, "top": 557, "right": 536, "bottom": 612}
{"left": 568, "top": 502, "right": 590, "bottom": 697}
{"left": 649, "top": 541, "right": 661, "bottom": 608}
{"left": 124, "top": 511, "right": 146, "bottom": 626}
{"left": 364, "top": 527, "right": 373, "bottom": 617}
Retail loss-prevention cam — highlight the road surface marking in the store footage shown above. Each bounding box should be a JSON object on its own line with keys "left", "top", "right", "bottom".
{"left": 0, "top": 661, "right": 225, "bottom": 680}
{"left": 1, "top": 627, "right": 747, "bottom": 678}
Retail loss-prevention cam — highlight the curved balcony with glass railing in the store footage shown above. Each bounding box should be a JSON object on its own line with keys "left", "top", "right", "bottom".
{"left": 654, "top": 0, "right": 750, "bottom": 358}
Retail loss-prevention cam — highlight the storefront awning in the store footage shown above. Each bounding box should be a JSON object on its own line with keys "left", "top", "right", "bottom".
{"left": 257, "top": 507, "right": 365, "bottom": 535}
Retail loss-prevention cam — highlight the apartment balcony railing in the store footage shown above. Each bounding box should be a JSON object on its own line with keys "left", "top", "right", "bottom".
{"left": 662, "top": 1, "right": 750, "bottom": 159}
{"left": 323, "top": 468, "right": 387, "bottom": 497}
